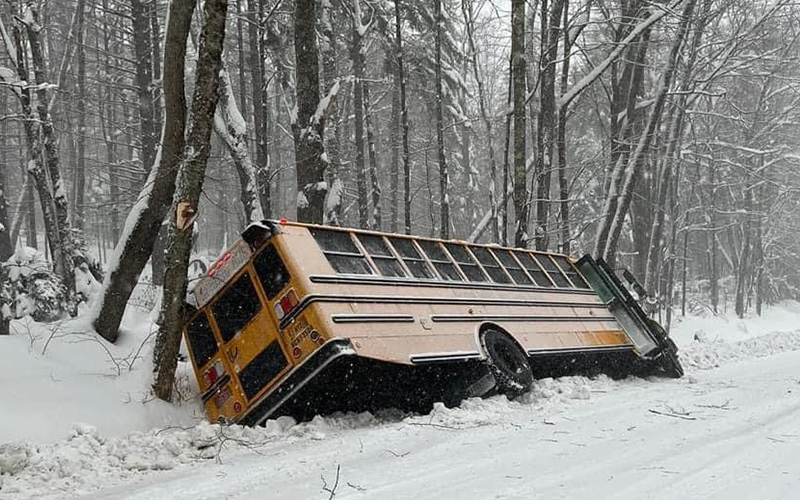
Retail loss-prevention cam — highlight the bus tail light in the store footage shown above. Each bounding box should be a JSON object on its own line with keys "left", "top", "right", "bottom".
{"left": 273, "top": 289, "right": 298, "bottom": 320}
{"left": 203, "top": 359, "right": 224, "bottom": 386}
{"left": 213, "top": 386, "right": 232, "bottom": 409}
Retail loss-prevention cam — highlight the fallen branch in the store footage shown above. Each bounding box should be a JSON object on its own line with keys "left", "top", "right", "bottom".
{"left": 648, "top": 409, "right": 697, "bottom": 421}
{"left": 321, "top": 464, "right": 341, "bottom": 499}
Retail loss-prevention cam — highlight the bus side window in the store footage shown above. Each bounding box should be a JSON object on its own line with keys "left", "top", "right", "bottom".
{"left": 253, "top": 245, "right": 291, "bottom": 299}
{"left": 552, "top": 255, "right": 589, "bottom": 288}
{"left": 444, "top": 243, "right": 488, "bottom": 282}
{"left": 186, "top": 311, "right": 218, "bottom": 368}
{"left": 492, "top": 249, "right": 532, "bottom": 285}
{"left": 513, "top": 251, "right": 554, "bottom": 287}
{"left": 534, "top": 254, "right": 572, "bottom": 287}
{"left": 387, "top": 237, "right": 435, "bottom": 279}
{"left": 212, "top": 272, "right": 261, "bottom": 342}
{"left": 357, "top": 234, "right": 406, "bottom": 277}
{"left": 418, "top": 240, "right": 464, "bottom": 281}
{"left": 311, "top": 228, "right": 373, "bottom": 275}
{"left": 470, "top": 247, "right": 512, "bottom": 284}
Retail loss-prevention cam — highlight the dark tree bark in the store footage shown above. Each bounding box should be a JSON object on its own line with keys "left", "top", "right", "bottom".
{"left": 351, "top": 0, "right": 368, "bottom": 228}
{"left": 394, "top": 0, "right": 411, "bottom": 235}
{"left": 131, "top": 0, "right": 159, "bottom": 175}
{"left": 153, "top": 0, "right": 229, "bottom": 401}
{"left": 92, "top": 0, "right": 196, "bottom": 343}
{"left": 74, "top": 0, "right": 87, "bottom": 232}
{"left": 293, "top": 0, "right": 328, "bottom": 223}
{"left": 320, "top": 0, "right": 343, "bottom": 225}
{"left": 24, "top": 6, "right": 76, "bottom": 292}
{"left": 434, "top": 0, "right": 450, "bottom": 239}
{"left": 247, "top": 0, "right": 271, "bottom": 218}
{"left": 512, "top": 0, "right": 531, "bottom": 248}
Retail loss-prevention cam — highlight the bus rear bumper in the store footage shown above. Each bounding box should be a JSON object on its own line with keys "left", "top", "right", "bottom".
{"left": 238, "top": 338, "right": 356, "bottom": 427}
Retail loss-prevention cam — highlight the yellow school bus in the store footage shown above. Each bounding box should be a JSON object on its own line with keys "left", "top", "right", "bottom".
{"left": 183, "top": 220, "right": 682, "bottom": 425}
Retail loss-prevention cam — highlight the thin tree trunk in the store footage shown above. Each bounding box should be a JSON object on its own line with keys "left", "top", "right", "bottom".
{"left": 320, "top": 0, "right": 343, "bottom": 225}
{"left": 131, "top": 0, "right": 159, "bottom": 175}
{"left": 389, "top": 75, "right": 400, "bottom": 232}
{"left": 394, "top": 0, "right": 411, "bottom": 234}
{"left": 533, "top": 0, "right": 565, "bottom": 250}
{"left": 351, "top": 0, "right": 368, "bottom": 228}
{"left": 434, "top": 0, "right": 450, "bottom": 239}
{"left": 248, "top": 0, "right": 270, "bottom": 218}
{"left": 512, "top": 0, "right": 531, "bottom": 247}
{"left": 153, "top": 0, "right": 229, "bottom": 401}
{"left": 463, "top": 0, "right": 498, "bottom": 243}
{"left": 74, "top": 0, "right": 87, "bottom": 232}
{"left": 363, "top": 82, "right": 381, "bottom": 230}
{"left": 213, "top": 66, "right": 264, "bottom": 223}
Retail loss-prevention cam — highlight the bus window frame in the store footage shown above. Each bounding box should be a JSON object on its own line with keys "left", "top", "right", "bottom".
{"left": 312, "top": 227, "right": 375, "bottom": 276}
{"left": 442, "top": 242, "right": 489, "bottom": 283}
{"left": 468, "top": 245, "right": 513, "bottom": 284}
{"left": 490, "top": 248, "right": 536, "bottom": 285}
{"left": 354, "top": 233, "right": 408, "bottom": 278}
{"left": 514, "top": 251, "right": 557, "bottom": 287}
{"left": 185, "top": 309, "right": 221, "bottom": 370}
{"left": 534, "top": 253, "right": 575, "bottom": 288}
{"left": 416, "top": 239, "right": 467, "bottom": 282}
{"left": 385, "top": 235, "right": 437, "bottom": 279}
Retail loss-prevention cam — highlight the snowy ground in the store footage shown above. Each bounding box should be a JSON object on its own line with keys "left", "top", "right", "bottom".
{"left": 2, "top": 302, "right": 800, "bottom": 500}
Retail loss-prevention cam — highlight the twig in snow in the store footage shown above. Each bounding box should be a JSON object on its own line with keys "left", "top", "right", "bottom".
{"left": 382, "top": 449, "right": 410, "bottom": 458}
{"left": 648, "top": 409, "right": 697, "bottom": 421}
{"left": 321, "top": 464, "right": 341, "bottom": 499}
{"left": 407, "top": 422, "right": 481, "bottom": 431}
{"left": 347, "top": 482, "right": 367, "bottom": 492}
{"left": 696, "top": 400, "right": 734, "bottom": 410}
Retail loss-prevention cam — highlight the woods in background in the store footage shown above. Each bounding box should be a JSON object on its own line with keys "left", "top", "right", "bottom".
{"left": 2, "top": 0, "right": 800, "bottom": 395}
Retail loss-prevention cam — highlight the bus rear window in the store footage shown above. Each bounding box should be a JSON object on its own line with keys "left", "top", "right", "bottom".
{"left": 254, "top": 244, "right": 290, "bottom": 299}
{"left": 186, "top": 312, "right": 217, "bottom": 368}
{"left": 312, "top": 228, "right": 373, "bottom": 275}
{"left": 212, "top": 272, "right": 261, "bottom": 342}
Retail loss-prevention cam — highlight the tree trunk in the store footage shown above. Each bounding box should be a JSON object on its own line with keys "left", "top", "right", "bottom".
{"left": 533, "top": 0, "right": 565, "bottom": 250}
{"left": 247, "top": 0, "right": 271, "bottom": 218}
{"left": 434, "top": 0, "right": 450, "bottom": 239}
{"left": 213, "top": 66, "right": 264, "bottom": 223}
{"left": 363, "top": 81, "right": 381, "bottom": 230}
{"left": 394, "top": 0, "right": 412, "bottom": 235}
{"left": 513, "top": 0, "right": 533, "bottom": 248}
{"left": 153, "top": 0, "right": 229, "bottom": 402}
{"left": 351, "top": 1, "right": 368, "bottom": 228}
{"left": 320, "top": 0, "right": 343, "bottom": 226}
{"left": 74, "top": 0, "right": 87, "bottom": 232}
{"left": 463, "top": 0, "right": 499, "bottom": 243}
{"left": 131, "top": 0, "right": 159, "bottom": 175}
{"left": 92, "top": 0, "right": 196, "bottom": 343}
{"left": 25, "top": 6, "right": 76, "bottom": 291}
{"left": 293, "top": 0, "right": 328, "bottom": 223}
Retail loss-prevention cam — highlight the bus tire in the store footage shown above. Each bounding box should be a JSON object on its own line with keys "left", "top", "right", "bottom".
{"left": 480, "top": 329, "right": 534, "bottom": 397}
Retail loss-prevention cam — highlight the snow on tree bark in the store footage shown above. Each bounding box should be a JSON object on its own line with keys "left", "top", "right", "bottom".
{"left": 153, "top": 0, "right": 229, "bottom": 402}
{"left": 293, "top": 0, "right": 328, "bottom": 224}
{"left": 213, "top": 65, "right": 264, "bottom": 224}
{"left": 91, "top": 0, "right": 196, "bottom": 343}
{"left": 512, "top": 0, "right": 531, "bottom": 248}
{"left": 435, "top": 0, "right": 450, "bottom": 239}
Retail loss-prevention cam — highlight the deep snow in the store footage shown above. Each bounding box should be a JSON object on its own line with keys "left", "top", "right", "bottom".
{"left": 2, "top": 301, "right": 800, "bottom": 499}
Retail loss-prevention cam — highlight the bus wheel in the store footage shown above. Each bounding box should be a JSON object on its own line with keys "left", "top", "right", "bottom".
{"left": 480, "top": 329, "right": 534, "bottom": 397}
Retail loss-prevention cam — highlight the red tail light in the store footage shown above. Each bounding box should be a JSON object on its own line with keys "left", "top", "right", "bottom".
{"left": 203, "top": 359, "right": 223, "bottom": 386}
{"left": 273, "top": 289, "right": 298, "bottom": 320}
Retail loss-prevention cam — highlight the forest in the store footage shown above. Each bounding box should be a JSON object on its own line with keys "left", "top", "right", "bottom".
{"left": 1, "top": 0, "right": 800, "bottom": 399}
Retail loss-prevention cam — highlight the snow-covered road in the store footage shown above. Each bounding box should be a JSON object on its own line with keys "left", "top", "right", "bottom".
{"left": 61, "top": 346, "right": 799, "bottom": 500}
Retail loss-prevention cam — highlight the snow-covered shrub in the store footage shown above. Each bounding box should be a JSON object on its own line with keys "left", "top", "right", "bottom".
{"left": 1, "top": 247, "right": 69, "bottom": 322}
